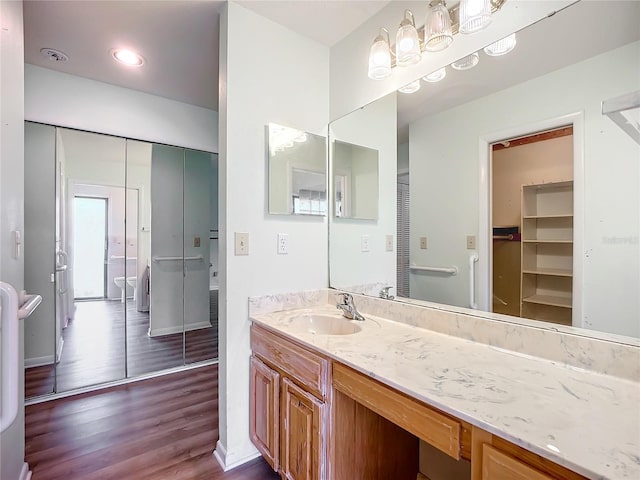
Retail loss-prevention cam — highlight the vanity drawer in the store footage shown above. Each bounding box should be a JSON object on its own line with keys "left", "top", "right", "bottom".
{"left": 482, "top": 445, "right": 553, "bottom": 480}
{"left": 332, "top": 362, "right": 461, "bottom": 460}
{"left": 251, "top": 324, "right": 328, "bottom": 399}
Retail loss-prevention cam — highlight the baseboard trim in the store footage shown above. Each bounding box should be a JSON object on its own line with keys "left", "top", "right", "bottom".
{"left": 19, "top": 462, "right": 32, "bottom": 480}
{"left": 148, "top": 321, "right": 212, "bottom": 337}
{"left": 25, "top": 355, "right": 54, "bottom": 368}
{"left": 213, "top": 440, "right": 261, "bottom": 472}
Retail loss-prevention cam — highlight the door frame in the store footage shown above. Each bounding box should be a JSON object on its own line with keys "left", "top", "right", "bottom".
{"left": 477, "top": 112, "right": 584, "bottom": 327}
{"left": 72, "top": 194, "right": 109, "bottom": 299}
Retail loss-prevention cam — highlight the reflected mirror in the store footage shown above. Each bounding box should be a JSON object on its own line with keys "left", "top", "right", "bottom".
{"left": 268, "top": 123, "right": 327, "bottom": 215}
{"left": 333, "top": 140, "right": 379, "bottom": 220}
{"left": 24, "top": 125, "right": 219, "bottom": 399}
{"left": 329, "top": 0, "right": 640, "bottom": 341}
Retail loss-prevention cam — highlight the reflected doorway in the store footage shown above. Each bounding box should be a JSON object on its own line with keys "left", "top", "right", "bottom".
{"left": 72, "top": 196, "right": 108, "bottom": 299}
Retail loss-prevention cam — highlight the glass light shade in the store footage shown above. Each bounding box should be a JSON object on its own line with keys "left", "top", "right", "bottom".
{"left": 396, "top": 12, "right": 421, "bottom": 66}
{"left": 398, "top": 80, "right": 421, "bottom": 94}
{"left": 451, "top": 52, "right": 479, "bottom": 71}
{"left": 422, "top": 67, "right": 447, "bottom": 83}
{"left": 368, "top": 36, "right": 392, "bottom": 79}
{"left": 484, "top": 33, "right": 517, "bottom": 56}
{"left": 459, "top": 0, "right": 492, "bottom": 34}
{"left": 424, "top": 1, "right": 453, "bottom": 52}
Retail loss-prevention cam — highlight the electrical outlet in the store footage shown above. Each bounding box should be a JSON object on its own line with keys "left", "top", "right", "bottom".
{"left": 277, "top": 233, "right": 289, "bottom": 254}
{"left": 361, "top": 235, "right": 370, "bottom": 252}
{"left": 193, "top": 236, "right": 201, "bottom": 247}
{"left": 466, "top": 235, "right": 476, "bottom": 249}
{"left": 234, "top": 232, "right": 249, "bottom": 256}
{"left": 385, "top": 234, "right": 394, "bottom": 252}
{"left": 420, "top": 236, "right": 428, "bottom": 249}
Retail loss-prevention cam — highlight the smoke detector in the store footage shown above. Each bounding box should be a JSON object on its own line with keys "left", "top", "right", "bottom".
{"left": 40, "top": 48, "right": 69, "bottom": 62}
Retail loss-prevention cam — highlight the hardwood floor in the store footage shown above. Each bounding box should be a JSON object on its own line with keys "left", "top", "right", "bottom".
{"left": 25, "top": 364, "right": 279, "bottom": 480}
{"left": 26, "top": 298, "right": 218, "bottom": 398}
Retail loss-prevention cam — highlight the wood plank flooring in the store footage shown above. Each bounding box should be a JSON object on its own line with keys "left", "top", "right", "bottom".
{"left": 26, "top": 298, "right": 218, "bottom": 398}
{"left": 25, "top": 364, "right": 279, "bottom": 480}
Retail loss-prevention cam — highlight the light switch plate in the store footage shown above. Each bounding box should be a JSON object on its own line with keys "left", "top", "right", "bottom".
{"left": 193, "top": 236, "right": 201, "bottom": 248}
{"left": 235, "top": 232, "right": 249, "bottom": 256}
{"left": 420, "top": 236, "right": 428, "bottom": 249}
{"left": 361, "top": 235, "right": 370, "bottom": 252}
{"left": 466, "top": 235, "right": 476, "bottom": 249}
{"left": 385, "top": 234, "right": 394, "bottom": 252}
{"left": 277, "top": 233, "right": 289, "bottom": 254}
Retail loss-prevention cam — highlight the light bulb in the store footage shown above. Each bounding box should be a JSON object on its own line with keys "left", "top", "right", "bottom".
{"left": 459, "top": 0, "right": 491, "bottom": 34}
{"left": 422, "top": 67, "right": 447, "bottom": 83}
{"left": 484, "top": 34, "right": 517, "bottom": 56}
{"left": 395, "top": 10, "right": 421, "bottom": 66}
{"left": 368, "top": 30, "right": 392, "bottom": 80}
{"left": 425, "top": 0, "right": 453, "bottom": 52}
{"left": 398, "top": 80, "right": 421, "bottom": 94}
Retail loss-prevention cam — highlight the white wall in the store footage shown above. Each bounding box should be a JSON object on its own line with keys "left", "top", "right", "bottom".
{"left": 0, "top": 1, "right": 27, "bottom": 478}
{"left": 216, "top": 1, "right": 329, "bottom": 469}
{"left": 409, "top": 41, "right": 640, "bottom": 337}
{"left": 329, "top": 93, "right": 397, "bottom": 294}
{"left": 24, "top": 123, "right": 56, "bottom": 366}
{"left": 25, "top": 64, "right": 218, "bottom": 153}
{"left": 329, "top": 0, "right": 576, "bottom": 120}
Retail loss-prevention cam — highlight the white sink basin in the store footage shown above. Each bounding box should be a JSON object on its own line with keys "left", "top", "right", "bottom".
{"left": 287, "top": 314, "right": 362, "bottom": 335}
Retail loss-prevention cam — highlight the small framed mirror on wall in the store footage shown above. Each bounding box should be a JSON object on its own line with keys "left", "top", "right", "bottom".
{"left": 267, "top": 123, "right": 327, "bottom": 216}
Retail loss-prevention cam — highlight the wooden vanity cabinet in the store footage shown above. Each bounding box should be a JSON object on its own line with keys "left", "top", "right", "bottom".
{"left": 250, "top": 325, "right": 329, "bottom": 480}
{"left": 251, "top": 324, "right": 589, "bottom": 480}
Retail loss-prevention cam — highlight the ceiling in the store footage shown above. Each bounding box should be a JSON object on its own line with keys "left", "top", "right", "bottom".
{"left": 23, "top": 0, "right": 390, "bottom": 112}
{"left": 396, "top": 0, "right": 640, "bottom": 142}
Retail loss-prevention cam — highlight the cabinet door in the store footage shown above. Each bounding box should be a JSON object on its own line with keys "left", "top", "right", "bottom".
{"left": 282, "top": 378, "right": 325, "bottom": 480}
{"left": 482, "top": 445, "right": 554, "bottom": 480}
{"left": 250, "top": 356, "right": 280, "bottom": 471}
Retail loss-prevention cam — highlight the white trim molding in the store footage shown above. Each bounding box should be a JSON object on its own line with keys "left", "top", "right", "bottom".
{"left": 478, "top": 111, "right": 584, "bottom": 326}
{"left": 213, "top": 440, "right": 261, "bottom": 472}
{"left": 19, "top": 463, "right": 32, "bottom": 480}
{"left": 147, "top": 321, "right": 212, "bottom": 338}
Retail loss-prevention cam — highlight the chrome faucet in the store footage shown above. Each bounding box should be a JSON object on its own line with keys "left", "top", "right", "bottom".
{"left": 336, "top": 293, "right": 365, "bottom": 321}
{"left": 379, "top": 286, "right": 394, "bottom": 300}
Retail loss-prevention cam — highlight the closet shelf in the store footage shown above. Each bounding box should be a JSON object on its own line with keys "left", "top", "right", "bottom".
{"left": 522, "top": 239, "right": 573, "bottom": 244}
{"left": 523, "top": 214, "right": 573, "bottom": 219}
{"left": 522, "top": 294, "right": 572, "bottom": 308}
{"left": 522, "top": 268, "right": 573, "bottom": 277}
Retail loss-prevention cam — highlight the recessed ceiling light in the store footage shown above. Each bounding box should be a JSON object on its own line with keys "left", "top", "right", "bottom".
{"left": 40, "top": 48, "right": 69, "bottom": 62}
{"left": 111, "top": 49, "right": 145, "bottom": 67}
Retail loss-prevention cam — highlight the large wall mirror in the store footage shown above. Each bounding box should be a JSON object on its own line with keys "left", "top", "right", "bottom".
{"left": 329, "top": 0, "right": 640, "bottom": 341}
{"left": 23, "top": 124, "right": 220, "bottom": 398}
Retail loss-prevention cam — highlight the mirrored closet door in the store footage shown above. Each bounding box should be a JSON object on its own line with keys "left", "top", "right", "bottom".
{"left": 24, "top": 123, "right": 219, "bottom": 400}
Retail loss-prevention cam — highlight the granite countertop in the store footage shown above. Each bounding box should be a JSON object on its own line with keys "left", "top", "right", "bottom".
{"left": 250, "top": 304, "right": 640, "bottom": 480}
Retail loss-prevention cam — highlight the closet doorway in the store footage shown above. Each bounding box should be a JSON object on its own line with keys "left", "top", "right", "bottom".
{"left": 491, "top": 126, "right": 574, "bottom": 325}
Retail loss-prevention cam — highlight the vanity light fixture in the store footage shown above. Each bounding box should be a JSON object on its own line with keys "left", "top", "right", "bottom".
{"left": 368, "top": 28, "right": 392, "bottom": 79}
{"left": 111, "top": 48, "right": 145, "bottom": 67}
{"left": 484, "top": 33, "right": 517, "bottom": 56}
{"left": 398, "top": 80, "right": 421, "bottom": 94}
{"left": 451, "top": 52, "right": 479, "bottom": 71}
{"left": 366, "top": 0, "right": 506, "bottom": 80}
{"left": 422, "top": 67, "right": 447, "bottom": 83}
{"left": 396, "top": 10, "right": 422, "bottom": 66}
{"left": 424, "top": 0, "right": 453, "bottom": 52}
{"left": 459, "top": 0, "right": 492, "bottom": 34}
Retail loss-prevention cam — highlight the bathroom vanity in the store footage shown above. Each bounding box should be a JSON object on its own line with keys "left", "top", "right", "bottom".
{"left": 249, "top": 291, "right": 639, "bottom": 480}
